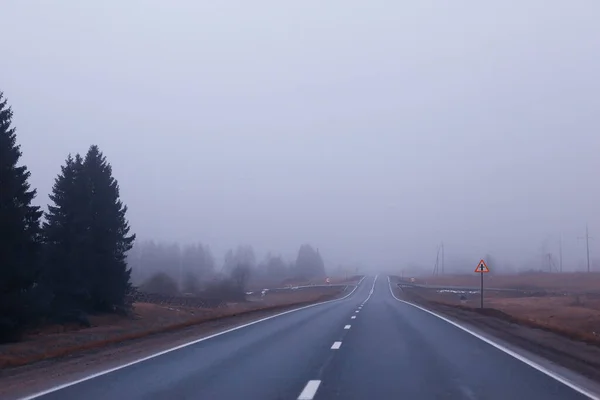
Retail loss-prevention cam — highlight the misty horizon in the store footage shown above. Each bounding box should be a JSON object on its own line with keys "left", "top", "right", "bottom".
{"left": 3, "top": 1, "right": 599, "bottom": 273}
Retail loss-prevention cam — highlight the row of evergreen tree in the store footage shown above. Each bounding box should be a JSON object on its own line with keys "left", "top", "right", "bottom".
{"left": 0, "top": 92, "right": 134, "bottom": 342}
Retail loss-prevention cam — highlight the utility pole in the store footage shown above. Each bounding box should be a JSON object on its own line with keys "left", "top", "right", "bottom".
{"left": 441, "top": 242, "right": 445, "bottom": 275}
{"left": 586, "top": 224, "right": 591, "bottom": 273}
{"left": 432, "top": 242, "right": 444, "bottom": 276}
{"left": 432, "top": 246, "right": 440, "bottom": 276}
{"left": 578, "top": 225, "right": 592, "bottom": 273}
{"left": 559, "top": 234, "right": 563, "bottom": 273}
{"left": 179, "top": 249, "right": 183, "bottom": 290}
{"left": 546, "top": 253, "right": 556, "bottom": 273}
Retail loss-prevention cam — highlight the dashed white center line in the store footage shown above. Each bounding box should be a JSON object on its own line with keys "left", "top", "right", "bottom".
{"left": 299, "top": 279, "right": 377, "bottom": 399}
{"left": 298, "top": 380, "right": 321, "bottom": 400}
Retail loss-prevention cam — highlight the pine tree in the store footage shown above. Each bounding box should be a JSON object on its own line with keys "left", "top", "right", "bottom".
{"left": 83, "top": 145, "right": 135, "bottom": 312}
{"left": 0, "top": 92, "right": 43, "bottom": 341}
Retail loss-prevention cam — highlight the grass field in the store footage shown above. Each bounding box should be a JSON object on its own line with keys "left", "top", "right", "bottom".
{"left": 416, "top": 272, "right": 600, "bottom": 293}
{"left": 399, "top": 272, "right": 600, "bottom": 344}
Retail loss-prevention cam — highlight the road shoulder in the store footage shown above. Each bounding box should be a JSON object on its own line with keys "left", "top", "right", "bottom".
{"left": 389, "top": 279, "right": 600, "bottom": 399}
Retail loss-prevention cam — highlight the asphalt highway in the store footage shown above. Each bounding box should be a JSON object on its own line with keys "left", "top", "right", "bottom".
{"left": 24, "top": 276, "right": 596, "bottom": 400}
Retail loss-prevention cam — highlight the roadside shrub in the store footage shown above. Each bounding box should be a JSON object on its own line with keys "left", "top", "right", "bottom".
{"left": 140, "top": 272, "right": 179, "bottom": 295}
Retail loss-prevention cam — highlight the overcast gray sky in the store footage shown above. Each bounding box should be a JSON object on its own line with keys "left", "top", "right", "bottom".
{"left": 2, "top": 1, "right": 599, "bottom": 272}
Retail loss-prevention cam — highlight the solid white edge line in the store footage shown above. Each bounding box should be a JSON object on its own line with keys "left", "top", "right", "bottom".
{"left": 344, "top": 325, "right": 351, "bottom": 329}
{"left": 331, "top": 341, "right": 342, "bottom": 349}
{"left": 298, "top": 380, "right": 321, "bottom": 400}
{"left": 386, "top": 276, "right": 600, "bottom": 400}
{"left": 19, "top": 277, "right": 368, "bottom": 400}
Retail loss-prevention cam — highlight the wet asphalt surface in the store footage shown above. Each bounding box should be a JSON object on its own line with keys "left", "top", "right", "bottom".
{"left": 28, "top": 276, "right": 592, "bottom": 400}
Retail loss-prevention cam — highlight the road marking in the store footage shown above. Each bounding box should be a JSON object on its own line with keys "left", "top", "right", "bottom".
{"left": 351, "top": 316, "right": 356, "bottom": 319}
{"left": 344, "top": 325, "right": 351, "bottom": 329}
{"left": 361, "top": 274, "right": 379, "bottom": 304}
{"left": 387, "top": 276, "right": 600, "bottom": 400}
{"left": 331, "top": 341, "right": 342, "bottom": 349}
{"left": 355, "top": 310, "right": 360, "bottom": 313}
{"left": 298, "top": 380, "right": 321, "bottom": 400}
{"left": 19, "top": 278, "right": 368, "bottom": 400}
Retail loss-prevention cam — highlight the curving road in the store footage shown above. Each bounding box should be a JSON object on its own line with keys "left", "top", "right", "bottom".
{"left": 23, "top": 276, "right": 597, "bottom": 400}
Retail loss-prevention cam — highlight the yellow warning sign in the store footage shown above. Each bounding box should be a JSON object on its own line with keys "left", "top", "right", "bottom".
{"left": 475, "top": 259, "right": 490, "bottom": 273}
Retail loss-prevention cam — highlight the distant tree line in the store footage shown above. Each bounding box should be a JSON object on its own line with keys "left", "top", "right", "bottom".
{"left": 128, "top": 241, "right": 216, "bottom": 295}
{"left": 0, "top": 92, "right": 134, "bottom": 342}
{"left": 127, "top": 242, "right": 328, "bottom": 295}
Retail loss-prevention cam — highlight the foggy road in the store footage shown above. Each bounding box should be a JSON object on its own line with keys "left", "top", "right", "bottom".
{"left": 4, "top": 3, "right": 600, "bottom": 399}
{"left": 23, "top": 277, "right": 596, "bottom": 400}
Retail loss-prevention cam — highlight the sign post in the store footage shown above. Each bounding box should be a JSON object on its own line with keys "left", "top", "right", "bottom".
{"left": 474, "top": 259, "right": 490, "bottom": 308}
{"left": 480, "top": 269, "right": 483, "bottom": 308}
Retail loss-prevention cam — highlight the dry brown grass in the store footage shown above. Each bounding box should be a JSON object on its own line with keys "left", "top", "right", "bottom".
{"left": 0, "top": 287, "right": 345, "bottom": 369}
{"left": 400, "top": 284, "right": 600, "bottom": 345}
{"left": 488, "top": 296, "right": 600, "bottom": 335}
{"left": 407, "top": 272, "right": 600, "bottom": 341}
{"left": 437, "top": 299, "right": 600, "bottom": 346}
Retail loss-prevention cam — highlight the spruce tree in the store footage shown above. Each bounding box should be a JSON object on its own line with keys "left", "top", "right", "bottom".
{"left": 83, "top": 145, "right": 135, "bottom": 312}
{"left": 294, "top": 244, "right": 326, "bottom": 279}
{"left": 0, "top": 92, "right": 43, "bottom": 341}
{"left": 43, "top": 154, "right": 91, "bottom": 311}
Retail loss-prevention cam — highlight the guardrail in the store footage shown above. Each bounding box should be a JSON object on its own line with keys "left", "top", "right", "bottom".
{"left": 246, "top": 284, "right": 350, "bottom": 296}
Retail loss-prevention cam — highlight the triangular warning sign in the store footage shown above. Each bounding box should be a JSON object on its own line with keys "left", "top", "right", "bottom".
{"left": 475, "top": 259, "right": 490, "bottom": 273}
